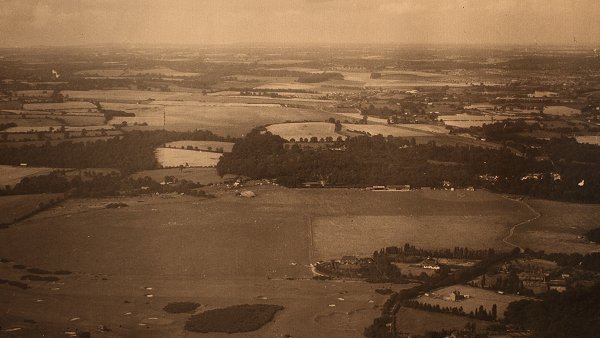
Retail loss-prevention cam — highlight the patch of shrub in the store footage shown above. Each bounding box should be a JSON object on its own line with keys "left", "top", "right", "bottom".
{"left": 21, "top": 275, "right": 59, "bottom": 282}
{"left": 163, "top": 302, "right": 201, "bottom": 314}
{"left": 0, "top": 279, "right": 30, "bottom": 290}
{"left": 26, "top": 268, "right": 52, "bottom": 274}
{"left": 586, "top": 228, "right": 600, "bottom": 244}
{"left": 105, "top": 202, "right": 128, "bottom": 209}
{"left": 184, "top": 304, "right": 284, "bottom": 333}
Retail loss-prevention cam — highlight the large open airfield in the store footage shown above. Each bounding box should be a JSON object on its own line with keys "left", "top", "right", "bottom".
{"left": 1, "top": 42, "right": 600, "bottom": 338}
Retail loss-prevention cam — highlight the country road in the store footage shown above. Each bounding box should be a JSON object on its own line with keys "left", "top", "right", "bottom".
{"left": 502, "top": 196, "right": 542, "bottom": 252}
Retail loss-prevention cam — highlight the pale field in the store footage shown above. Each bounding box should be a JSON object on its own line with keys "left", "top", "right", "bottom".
{"left": 416, "top": 284, "right": 527, "bottom": 319}
{"left": 131, "top": 167, "right": 236, "bottom": 185}
{"left": 23, "top": 102, "right": 98, "bottom": 111}
{"left": 511, "top": 199, "right": 600, "bottom": 253}
{"left": 339, "top": 71, "right": 467, "bottom": 88}
{"left": 343, "top": 123, "right": 431, "bottom": 137}
{"left": 266, "top": 122, "right": 342, "bottom": 141}
{"left": 543, "top": 106, "right": 581, "bottom": 116}
{"left": 439, "top": 113, "right": 516, "bottom": 128}
{"left": 0, "top": 165, "right": 57, "bottom": 188}
{"left": 403, "top": 124, "right": 450, "bottom": 134}
{"left": 165, "top": 140, "right": 234, "bottom": 152}
{"left": 575, "top": 135, "right": 600, "bottom": 145}
{"left": 254, "top": 82, "right": 318, "bottom": 90}
{"left": 0, "top": 193, "right": 63, "bottom": 225}
{"left": 155, "top": 148, "right": 222, "bottom": 168}
{"left": 395, "top": 307, "right": 489, "bottom": 335}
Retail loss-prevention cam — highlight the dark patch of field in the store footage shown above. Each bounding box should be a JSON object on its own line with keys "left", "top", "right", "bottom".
{"left": 184, "top": 304, "right": 283, "bottom": 333}
{"left": 163, "top": 302, "right": 201, "bottom": 314}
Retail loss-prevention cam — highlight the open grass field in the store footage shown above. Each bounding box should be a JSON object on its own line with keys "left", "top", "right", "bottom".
{"left": 395, "top": 307, "right": 489, "bottom": 336}
{"left": 0, "top": 193, "right": 63, "bottom": 225}
{"left": 266, "top": 122, "right": 341, "bottom": 141}
{"left": 131, "top": 167, "right": 236, "bottom": 185}
{"left": 23, "top": 102, "right": 98, "bottom": 111}
{"left": 415, "top": 284, "right": 527, "bottom": 319}
{"left": 312, "top": 189, "right": 534, "bottom": 260}
{"left": 155, "top": 148, "right": 223, "bottom": 167}
{"left": 343, "top": 123, "right": 431, "bottom": 137}
{"left": 543, "top": 106, "right": 581, "bottom": 116}
{"left": 0, "top": 165, "right": 57, "bottom": 188}
{"left": 0, "top": 187, "right": 584, "bottom": 336}
{"left": 165, "top": 140, "right": 234, "bottom": 152}
{"left": 511, "top": 198, "right": 600, "bottom": 253}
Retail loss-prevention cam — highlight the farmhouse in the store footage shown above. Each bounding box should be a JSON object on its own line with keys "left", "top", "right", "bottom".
{"left": 444, "top": 290, "right": 467, "bottom": 302}
{"left": 422, "top": 258, "right": 440, "bottom": 270}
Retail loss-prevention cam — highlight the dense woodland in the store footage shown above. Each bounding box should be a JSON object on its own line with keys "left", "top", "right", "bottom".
{"left": 217, "top": 130, "right": 600, "bottom": 202}
{"left": 504, "top": 283, "right": 600, "bottom": 338}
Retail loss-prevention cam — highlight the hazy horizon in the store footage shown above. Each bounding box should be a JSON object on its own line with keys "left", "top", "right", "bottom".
{"left": 1, "top": 0, "right": 600, "bottom": 48}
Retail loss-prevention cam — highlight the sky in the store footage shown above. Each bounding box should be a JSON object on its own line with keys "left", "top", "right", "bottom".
{"left": 1, "top": 0, "right": 599, "bottom": 47}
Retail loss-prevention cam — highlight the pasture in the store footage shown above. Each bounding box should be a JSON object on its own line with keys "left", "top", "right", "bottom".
{"left": 575, "top": 135, "right": 600, "bottom": 145}
{"left": 266, "top": 122, "right": 341, "bottom": 141}
{"left": 131, "top": 167, "right": 236, "bottom": 185}
{"left": 155, "top": 148, "right": 222, "bottom": 168}
{"left": 416, "top": 284, "right": 526, "bottom": 319}
{"left": 511, "top": 198, "right": 600, "bottom": 254}
{"left": 543, "top": 106, "right": 581, "bottom": 116}
{"left": 0, "top": 165, "right": 57, "bottom": 188}
{"left": 0, "top": 193, "right": 63, "bottom": 225}
{"left": 23, "top": 102, "right": 98, "bottom": 111}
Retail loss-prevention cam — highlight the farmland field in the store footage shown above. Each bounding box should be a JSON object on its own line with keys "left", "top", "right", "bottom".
{"left": 575, "top": 135, "right": 600, "bottom": 145}
{"left": 343, "top": 123, "right": 431, "bottom": 137}
{"left": 97, "top": 98, "right": 335, "bottom": 137}
{"left": 415, "top": 284, "right": 527, "bottom": 319}
{"left": 155, "top": 148, "right": 223, "bottom": 167}
{"left": 0, "top": 165, "right": 57, "bottom": 188}
{"left": 131, "top": 167, "right": 236, "bottom": 185}
{"left": 23, "top": 102, "right": 98, "bottom": 111}
{"left": 165, "top": 140, "right": 234, "bottom": 152}
{"left": 0, "top": 186, "right": 588, "bottom": 337}
{"left": 511, "top": 198, "right": 600, "bottom": 253}
{"left": 0, "top": 193, "right": 63, "bottom": 225}
{"left": 543, "top": 106, "right": 581, "bottom": 116}
{"left": 312, "top": 189, "right": 534, "bottom": 260}
{"left": 266, "top": 122, "right": 341, "bottom": 141}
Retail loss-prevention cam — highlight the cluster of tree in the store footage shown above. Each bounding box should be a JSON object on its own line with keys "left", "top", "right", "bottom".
{"left": 0, "top": 122, "right": 17, "bottom": 131}
{"left": 297, "top": 72, "right": 343, "bottom": 83}
{"left": 479, "top": 271, "right": 529, "bottom": 295}
{"left": 217, "top": 131, "right": 600, "bottom": 203}
{"left": 504, "top": 283, "right": 600, "bottom": 338}
{"left": 0, "top": 171, "right": 212, "bottom": 199}
{"left": 0, "top": 129, "right": 231, "bottom": 174}
{"left": 404, "top": 300, "right": 497, "bottom": 321}
{"left": 101, "top": 109, "right": 135, "bottom": 122}
{"left": 386, "top": 244, "right": 497, "bottom": 260}
{"left": 585, "top": 228, "right": 600, "bottom": 244}
{"left": 364, "top": 248, "right": 520, "bottom": 338}
{"left": 523, "top": 249, "right": 600, "bottom": 273}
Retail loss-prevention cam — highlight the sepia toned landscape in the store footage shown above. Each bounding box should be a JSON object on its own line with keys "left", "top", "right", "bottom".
{"left": 1, "top": 1, "right": 600, "bottom": 338}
